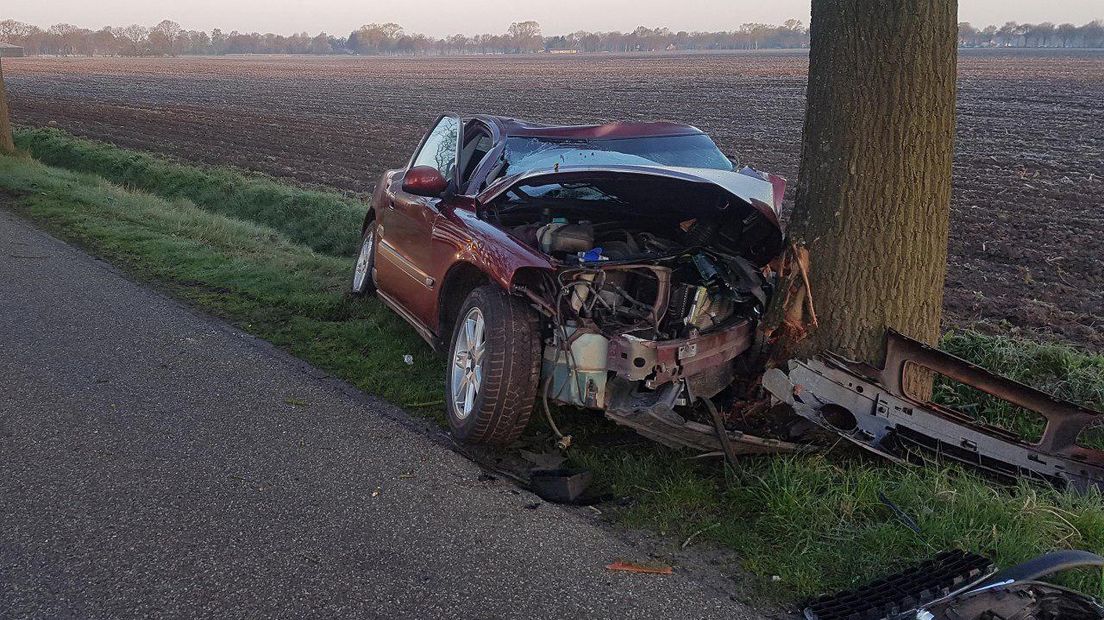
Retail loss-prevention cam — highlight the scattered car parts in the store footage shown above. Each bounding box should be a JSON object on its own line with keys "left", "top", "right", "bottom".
{"left": 804, "top": 549, "right": 994, "bottom": 620}
{"left": 763, "top": 330, "right": 1104, "bottom": 492}
{"left": 529, "top": 468, "right": 593, "bottom": 504}
{"left": 806, "top": 549, "right": 1104, "bottom": 620}
{"left": 353, "top": 114, "right": 1103, "bottom": 496}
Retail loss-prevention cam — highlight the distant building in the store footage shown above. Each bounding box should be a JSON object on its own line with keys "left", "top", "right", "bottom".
{"left": 0, "top": 42, "right": 25, "bottom": 58}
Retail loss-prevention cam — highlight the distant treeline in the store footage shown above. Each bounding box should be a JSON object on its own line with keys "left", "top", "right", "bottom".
{"left": 0, "top": 19, "right": 807, "bottom": 56}
{"left": 2, "top": 18, "right": 1103, "bottom": 57}
{"left": 959, "top": 21, "right": 1104, "bottom": 48}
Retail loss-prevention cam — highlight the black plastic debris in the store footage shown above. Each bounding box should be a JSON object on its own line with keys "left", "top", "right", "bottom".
{"left": 529, "top": 468, "right": 593, "bottom": 504}
{"left": 926, "top": 581, "right": 1104, "bottom": 620}
{"left": 804, "top": 550, "right": 993, "bottom": 620}
{"left": 876, "top": 491, "right": 921, "bottom": 535}
{"left": 926, "top": 550, "right": 1104, "bottom": 620}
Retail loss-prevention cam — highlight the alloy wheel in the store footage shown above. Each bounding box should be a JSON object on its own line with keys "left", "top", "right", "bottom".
{"left": 450, "top": 307, "right": 486, "bottom": 420}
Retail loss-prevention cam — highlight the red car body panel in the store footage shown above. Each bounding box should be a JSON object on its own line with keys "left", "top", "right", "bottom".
{"left": 373, "top": 171, "right": 553, "bottom": 343}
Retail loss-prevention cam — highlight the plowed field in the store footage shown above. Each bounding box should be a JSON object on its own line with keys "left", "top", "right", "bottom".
{"left": 5, "top": 50, "right": 1102, "bottom": 348}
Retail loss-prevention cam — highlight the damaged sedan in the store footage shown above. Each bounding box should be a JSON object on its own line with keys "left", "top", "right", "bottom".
{"left": 352, "top": 113, "right": 1104, "bottom": 494}
{"left": 352, "top": 114, "right": 792, "bottom": 447}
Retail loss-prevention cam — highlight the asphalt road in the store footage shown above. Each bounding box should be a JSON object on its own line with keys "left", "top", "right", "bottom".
{"left": 0, "top": 208, "right": 762, "bottom": 619}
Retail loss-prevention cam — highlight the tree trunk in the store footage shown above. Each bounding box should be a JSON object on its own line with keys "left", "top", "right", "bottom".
{"left": 0, "top": 59, "right": 14, "bottom": 155}
{"left": 770, "top": 0, "right": 958, "bottom": 368}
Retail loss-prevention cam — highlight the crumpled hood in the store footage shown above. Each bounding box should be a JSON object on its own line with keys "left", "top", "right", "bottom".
{"left": 476, "top": 164, "right": 785, "bottom": 264}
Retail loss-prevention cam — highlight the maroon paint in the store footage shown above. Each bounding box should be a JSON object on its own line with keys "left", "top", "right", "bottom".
{"left": 402, "top": 165, "right": 448, "bottom": 196}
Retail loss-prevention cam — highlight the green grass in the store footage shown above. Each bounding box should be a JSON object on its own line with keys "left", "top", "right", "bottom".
{"left": 13, "top": 127, "right": 365, "bottom": 256}
{"left": 575, "top": 443, "right": 1104, "bottom": 599}
{"left": 936, "top": 332, "right": 1104, "bottom": 443}
{"left": 5, "top": 137, "right": 1104, "bottom": 604}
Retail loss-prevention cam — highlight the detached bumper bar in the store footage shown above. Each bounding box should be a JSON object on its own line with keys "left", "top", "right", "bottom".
{"left": 763, "top": 331, "right": 1104, "bottom": 492}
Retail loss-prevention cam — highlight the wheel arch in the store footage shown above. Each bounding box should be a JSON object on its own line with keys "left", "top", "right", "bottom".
{"left": 437, "top": 262, "right": 493, "bottom": 339}
{"left": 361, "top": 206, "right": 376, "bottom": 234}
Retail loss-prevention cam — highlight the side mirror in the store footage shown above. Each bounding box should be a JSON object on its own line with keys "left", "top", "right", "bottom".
{"left": 402, "top": 166, "right": 448, "bottom": 197}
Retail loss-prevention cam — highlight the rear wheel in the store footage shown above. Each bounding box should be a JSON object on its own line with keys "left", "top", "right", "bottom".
{"left": 351, "top": 222, "right": 377, "bottom": 296}
{"left": 446, "top": 285, "right": 541, "bottom": 446}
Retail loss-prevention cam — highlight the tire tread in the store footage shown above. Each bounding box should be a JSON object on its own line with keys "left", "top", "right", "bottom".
{"left": 448, "top": 285, "right": 541, "bottom": 446}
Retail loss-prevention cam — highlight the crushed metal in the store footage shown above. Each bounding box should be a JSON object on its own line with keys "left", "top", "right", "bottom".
{"left": 763, "top": 330, "right": 1104, "bottom": 493}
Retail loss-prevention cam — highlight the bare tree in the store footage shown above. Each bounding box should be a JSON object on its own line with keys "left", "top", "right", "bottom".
{"left": 1056, "top": 23, "right": 1079, "bottom": 47}
{"left": 118, "top": 24, "right": 149, "bottom": 55}
{"left": 981, "top": 25, "right": 998, "bottom": 46}
{"left": 507, "top": 21, "right": 542, "bottom": 53}
{"left": 997, "top": 21, "right": 1025, "bottom": 46}
{"left": 150, "top": 20, "right": 182, "bottom": 56}
{"left": 958, "top": 22, "right": 979, "bottom": 47}
{"left": 307, "top": 32, "right": 332, "bottom": 54}
{"left": 1025, "top": 22, "right": 1055, "bottom": 47}
{"left": 46, "top": 23, "right": 81, "bottom": 55}
{"left": 1087, "top": 21, "right": 1104, "bottom": 47}
{"left": 92, "top": 27, "right": 120, "bottom": 55}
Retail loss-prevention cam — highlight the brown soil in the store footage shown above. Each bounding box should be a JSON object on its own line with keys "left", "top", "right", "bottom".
{"left": 4, "top": 50, "right": 1102, "bottom": 349}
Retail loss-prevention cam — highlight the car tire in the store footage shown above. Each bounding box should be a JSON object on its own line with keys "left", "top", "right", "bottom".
{"left": 351, "top": 221, "right": 377, "bottom": 296}
{"left": 446, "top": 285, "right": 541, "bottom": 446}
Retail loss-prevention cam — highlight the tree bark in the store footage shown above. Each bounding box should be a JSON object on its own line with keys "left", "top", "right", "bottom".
{"left": 0, "top": 59, "right": 14, "bottom": 155}
{"left": 770, "top": 0, "right": 958, "bottom": 368}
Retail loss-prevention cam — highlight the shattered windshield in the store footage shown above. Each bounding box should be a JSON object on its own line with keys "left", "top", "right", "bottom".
{"left": 502, "top": 134, "right": 733, "bottom": 176}
{"left": 502, "top": 182, "right": 623, "bottom": 204}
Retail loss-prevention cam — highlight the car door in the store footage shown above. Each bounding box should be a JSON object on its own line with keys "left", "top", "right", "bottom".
{"left": 457, "top": 119, "right": 501, "bottom": 195}
{"left": 376, "top": 115, "right": 461, "bottom": 329}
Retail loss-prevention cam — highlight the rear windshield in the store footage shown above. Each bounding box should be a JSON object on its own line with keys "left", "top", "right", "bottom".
{"left": 503, "top": 134, "right": 733, "bottom": 175}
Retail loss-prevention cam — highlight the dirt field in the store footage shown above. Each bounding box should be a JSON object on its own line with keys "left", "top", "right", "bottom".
{"left": 5, "top": 50, "right": 1102, "bottom": 349}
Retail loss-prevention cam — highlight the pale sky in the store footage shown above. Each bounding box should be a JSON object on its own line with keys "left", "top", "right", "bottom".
{"left": 3, "top": 0, "right": 1101, "bottom": 38}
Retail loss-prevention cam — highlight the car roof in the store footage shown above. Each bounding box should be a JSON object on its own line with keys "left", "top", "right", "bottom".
{"left": 474, "top": 115, "right": 706, "bottom": 140}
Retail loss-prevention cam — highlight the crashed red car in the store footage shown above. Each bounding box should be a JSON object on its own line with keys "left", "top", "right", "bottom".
{"left": 352, "top": 114, "right": 786, "bottom": 446}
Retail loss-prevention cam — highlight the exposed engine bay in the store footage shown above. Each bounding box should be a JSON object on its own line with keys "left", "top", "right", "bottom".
{"left": 505, "top": 213, "right": 769, "bottom": 342}
{"left": 484, "top": 169, "right": 800, "bottom": 453}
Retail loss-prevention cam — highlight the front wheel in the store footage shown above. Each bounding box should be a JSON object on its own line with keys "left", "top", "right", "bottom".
{"left": 446, "top": 285, "right": 541, "bottom": 446}
{"left": 351, "top": 222, "right": 377, "bottom": 296}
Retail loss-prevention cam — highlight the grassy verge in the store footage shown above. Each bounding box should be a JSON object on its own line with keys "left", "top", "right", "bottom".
{"left": 13, "top": 126, "right": 365, "bottom": 256}
{"left": 936, "top": 332, "right": 1104, "bottom": 443}
{"left": 4, "top": 139, "right": 1104, "bottom": 604}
